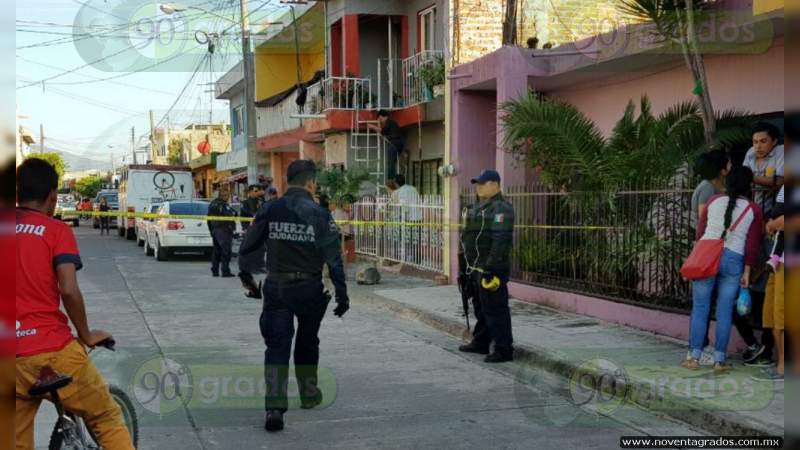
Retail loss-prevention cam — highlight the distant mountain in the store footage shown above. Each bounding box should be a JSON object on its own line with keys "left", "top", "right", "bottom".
{"left": 55, "top": 148, "right": 110, "bottom": 172}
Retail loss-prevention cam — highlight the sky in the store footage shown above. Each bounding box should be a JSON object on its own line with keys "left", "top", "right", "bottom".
{"left": 15, "top": 0, "right": 286, "bottom": 169}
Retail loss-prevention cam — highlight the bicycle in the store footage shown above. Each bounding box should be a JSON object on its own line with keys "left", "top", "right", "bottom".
{"left": 27, "top": 338, "right": 139, "bottom": 450}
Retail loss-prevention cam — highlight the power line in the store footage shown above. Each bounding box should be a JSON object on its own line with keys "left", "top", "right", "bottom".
{"left": 16, "top": 7, "right": 221, "bottom": 50}
{"left": 16, "top": 76, "right": 144, "bottom": 116}
{"left": 155, "top": 53, "right": 210, "bottom": 129}
{"left": 16, "top": 55, "right": 179, "bottom": 95}
{"left": 17, "top": 41, "right": 149, "bottom": 89}
{"left": 18, "top": 43, "right": 203, "bottom": 88}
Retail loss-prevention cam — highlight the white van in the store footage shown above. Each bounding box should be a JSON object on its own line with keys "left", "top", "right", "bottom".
{"left": 118, "top": 165, "right": 193, "bottom": 240}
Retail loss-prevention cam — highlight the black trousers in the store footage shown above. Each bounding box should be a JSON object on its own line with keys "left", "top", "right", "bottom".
{"left": 469, "top": 272, "right": 513, "bottom": 351}
{"left": 259, "top": 279, "right": 329, "bottom": 412}
{"left": 704, "top": 289, "right": 775, "bottom": 359}
{"left": 210, "top": 228, "right": 233, "bottom": 274}
{"left": 99, "top": 217, "right": 110, "bottom": 234}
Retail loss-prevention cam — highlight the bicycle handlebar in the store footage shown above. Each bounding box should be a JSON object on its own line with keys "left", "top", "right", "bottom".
{"left": 88, "top": 337, "right": 116, "bottom": 354}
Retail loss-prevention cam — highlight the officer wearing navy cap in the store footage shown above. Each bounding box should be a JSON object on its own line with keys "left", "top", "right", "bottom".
{"left": 458, "top": 169, "right": 515, "bottom": 362}
{"left": 237, "top": 159, "right": 349, "bottom": 432}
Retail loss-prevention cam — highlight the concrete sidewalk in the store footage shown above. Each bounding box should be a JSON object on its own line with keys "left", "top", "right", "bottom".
{"left": 352, "top": 272, "right": 784, "bottom": 438}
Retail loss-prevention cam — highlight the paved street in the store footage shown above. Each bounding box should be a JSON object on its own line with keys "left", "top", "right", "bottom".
{"left": 34, "top": 225, "right": 704, "bottom": 449}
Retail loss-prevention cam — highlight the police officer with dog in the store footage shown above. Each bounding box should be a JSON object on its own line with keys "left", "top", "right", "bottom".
{"left": 238, "top": 160, "right": 349, "bottom": 432}
{"left": 458, "top": 169, "right": 515, "bottom": 363}
{"left": 208, "top": 187, "right": 236, "bottom": 277}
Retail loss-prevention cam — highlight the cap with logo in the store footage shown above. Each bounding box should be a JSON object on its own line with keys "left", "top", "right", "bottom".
{"left": 470, "top": 169, "right": 501, "bottom": 184}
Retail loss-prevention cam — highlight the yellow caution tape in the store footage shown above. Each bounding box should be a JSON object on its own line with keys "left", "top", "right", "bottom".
{"left": 58, "top": 210, "right": 625, "bottom": 231}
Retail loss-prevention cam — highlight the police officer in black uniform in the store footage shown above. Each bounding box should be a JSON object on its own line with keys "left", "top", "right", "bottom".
{"left": 458, "top": 170, "right": 516, "bottom": 363}
{"left": 207, "top": 188, "right": 235, "bottom": 277}
{"left": 238, "top": 160, "right": 349, "bottom": 432}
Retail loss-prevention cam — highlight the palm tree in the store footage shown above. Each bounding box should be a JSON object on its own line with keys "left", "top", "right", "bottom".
{"left": 501, "top": 91, "right": 752, "bottom": 191}
{"left": 500, "top": 91, "right": 754, "bottom": 304}
{"left": 618, "top": 0, "right": 718, "bottom": 148}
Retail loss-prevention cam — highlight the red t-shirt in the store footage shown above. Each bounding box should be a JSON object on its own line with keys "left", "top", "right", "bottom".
{"left": 16, "top": 208, "right": 82, "bottom": 357}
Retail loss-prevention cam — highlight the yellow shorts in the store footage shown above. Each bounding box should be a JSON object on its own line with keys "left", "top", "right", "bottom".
{"left": 763, "top": 264, "right": 785, "bottom": 330}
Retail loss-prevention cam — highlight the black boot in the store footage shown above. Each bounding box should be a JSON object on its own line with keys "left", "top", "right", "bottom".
{"left": 300, "top": 391, "right": 323, "bottom": 410}
{"left": 484, "top": 347, "right": 513, "bottom": 363}
{"left": 211, "top": 269, "right": 219, "bottom": 277}
{"left": 458, "top": 341, "right": 489, "bottom": 354}
{"left": 264, "top": 410, "right": 284, "bottom": 432}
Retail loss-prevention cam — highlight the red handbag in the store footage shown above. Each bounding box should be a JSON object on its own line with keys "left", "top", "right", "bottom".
{"left": 680, "top": 203, "right": 752, "bottom": 280}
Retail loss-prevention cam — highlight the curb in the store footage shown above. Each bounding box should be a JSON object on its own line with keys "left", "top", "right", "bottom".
{"left": 355, "top": 290, "right": 783, "bottom": 438}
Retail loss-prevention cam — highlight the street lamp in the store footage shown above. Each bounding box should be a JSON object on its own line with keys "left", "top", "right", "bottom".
{"left": 160, "top": 1, "right": 260, "bottom": 185}
{"left": 160, "top": 3, "right": 240, "bottom": 24}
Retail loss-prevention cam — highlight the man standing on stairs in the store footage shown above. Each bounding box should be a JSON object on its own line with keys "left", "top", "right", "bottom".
{"left": 368, "top": 110, "right": 406, "bottom": 185}
{"left": 458, "top": 170, "right": 516, "bottom": 363}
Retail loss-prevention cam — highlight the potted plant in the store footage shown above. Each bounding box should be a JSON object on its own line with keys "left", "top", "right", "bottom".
{"left": 316, "top": 165, "right": 373, "bottom": 263}
{"left": 419, "top": 56, "right": 445, "bottom": 98}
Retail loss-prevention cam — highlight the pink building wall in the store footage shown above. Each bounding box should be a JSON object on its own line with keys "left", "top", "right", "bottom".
{"left": 447, "top": 25, "right": 783, "bottom": 345}
{"left": 550, "top": 37, "right": 784, "bottom": 135}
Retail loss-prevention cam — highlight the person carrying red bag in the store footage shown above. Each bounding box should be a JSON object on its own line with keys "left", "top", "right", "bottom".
{"left": 684, "top": 166, "right": 764, "bottom": 373}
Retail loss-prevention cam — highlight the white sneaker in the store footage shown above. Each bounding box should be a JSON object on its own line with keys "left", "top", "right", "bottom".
{"left": 699, "top": 346, "right": 715, "bottom": 366}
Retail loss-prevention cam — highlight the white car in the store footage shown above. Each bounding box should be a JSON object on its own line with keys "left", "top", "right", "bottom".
{"left": 136, "top": 203, "right": 162, "bottom": 248}
{"left": 55, "top": 199, "right": 79, "bottom": 227}
{"left": 145, "top": 200, "right": 212, "bottom": 261}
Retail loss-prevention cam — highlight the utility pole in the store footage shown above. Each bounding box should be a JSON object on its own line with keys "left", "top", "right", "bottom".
{"left": 131, "top": 126, "right": 136, "bottom": 165}
{"left": 240, "top": 0, "right": 259, "bottom": 185}
{"left": 39, "top": 123, "right": 44, "bottom": 153}
{"left": 149, "top": 109, "right": 156, "bottom": 163}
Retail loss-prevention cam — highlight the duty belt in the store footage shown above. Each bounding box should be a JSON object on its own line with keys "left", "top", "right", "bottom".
{"left": 266, "top": 271, "right": 320, "bottom": 282}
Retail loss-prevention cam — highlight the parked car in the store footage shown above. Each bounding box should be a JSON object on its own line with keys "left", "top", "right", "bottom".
{"left": 145, "top": 200, "right": 212, "bottom": 261}
{"left": 55, "top": 199, "right": 79, "bottom": 227}
{"left": 92, "top": 190, "right": 119, "bottom": 229}
{"left": 136, "top": 202, "right": 162, "bottom": 247}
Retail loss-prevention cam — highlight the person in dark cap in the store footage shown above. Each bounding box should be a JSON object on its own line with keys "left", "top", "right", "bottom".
{"left": 266, "top": 186, "right": 279, "bottom": 202}
{"left": 237, "top": 159, "right": 349, "bottom": 432}
{"left": 241, "top": 184, "right": 265, "bottom": 231}
{"left": 207, "top": 187, "right": 236, "bottom": 277}
{"left": 457, "top": 169, "right": 516, "bottom": 362}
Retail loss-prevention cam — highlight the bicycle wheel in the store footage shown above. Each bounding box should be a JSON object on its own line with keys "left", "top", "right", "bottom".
{"left": 48, "top": 414, "right": 92, "bottom": 450}
{"left": 110, "top": 386, "right": 139, "bottom": 448}
{"left": 48, "top": 387, "right": 139, "bottom": 449}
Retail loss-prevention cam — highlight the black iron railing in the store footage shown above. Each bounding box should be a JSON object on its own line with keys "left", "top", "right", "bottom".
{"left": 461, "top": 181, "right": 695, "bottom": 311}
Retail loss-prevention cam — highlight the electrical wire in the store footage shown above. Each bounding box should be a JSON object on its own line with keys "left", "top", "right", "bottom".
{"left": 18, "top": 43, "right": 204, "bottom": 88}
{"left": 15, "top": 76, "right": 144, "bottom": 116}
{"left": 154, "top": 52, "right": 210, "bottom": 129}
{"left": 16, "top": 40, "right": 151, "bottom": 89}
{"left": 16, "top": 55, "right": 178, "bottom": 95}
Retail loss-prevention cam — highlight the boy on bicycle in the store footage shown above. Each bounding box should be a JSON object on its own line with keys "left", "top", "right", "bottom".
{"left": 15, "top": 159, "right": 134, "bottom": 450}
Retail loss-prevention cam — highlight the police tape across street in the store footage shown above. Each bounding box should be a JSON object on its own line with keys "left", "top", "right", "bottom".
{"left": 61, "top": 210, "right": 623, "bottom": 230}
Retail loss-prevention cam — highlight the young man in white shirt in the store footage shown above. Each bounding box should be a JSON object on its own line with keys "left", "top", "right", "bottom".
{"left": 743, "top": 122, "right": 784, "bottom": 215}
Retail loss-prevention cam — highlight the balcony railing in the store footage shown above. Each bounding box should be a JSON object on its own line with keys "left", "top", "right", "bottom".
{"left": 401, "top": 50, "right": 444, "bottom": 107}
{"left": 305, "top": 76, "right": 373, "bottom": 114}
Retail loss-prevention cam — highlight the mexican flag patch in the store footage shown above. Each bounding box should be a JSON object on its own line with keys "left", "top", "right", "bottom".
{"left": 494, "top": 213, "right": 504, "bottom": 223}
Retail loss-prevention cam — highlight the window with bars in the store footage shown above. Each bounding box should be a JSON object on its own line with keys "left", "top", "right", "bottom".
{"left": 409, "top": 158, "right": 442, "bottom": 196}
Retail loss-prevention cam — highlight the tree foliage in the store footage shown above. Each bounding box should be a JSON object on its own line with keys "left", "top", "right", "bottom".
{"left": 25, "top": 152, "right": 68, "bottom": 187}
{"left": 316, "top": 165, "right": 372, "bottom": 206}
{"left": 167, "top": 138, "right": 185, "bottom": 165}
{"left": 75, "top": 175, "right": 106, "bottom": 199}
{"left": 501, "top": 91, "right": 753, "bottom": 191}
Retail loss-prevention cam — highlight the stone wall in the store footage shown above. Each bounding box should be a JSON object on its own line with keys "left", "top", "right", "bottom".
{"left": 451, "top": 0, "right": 632, "bottom": 65}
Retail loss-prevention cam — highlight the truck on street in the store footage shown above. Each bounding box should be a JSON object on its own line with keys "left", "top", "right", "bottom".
{"left": 117, "top": 165, "right": 193, "bottom": 240}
